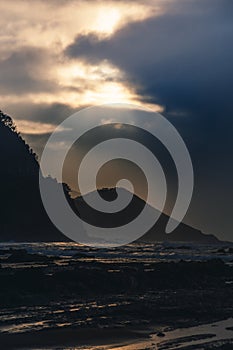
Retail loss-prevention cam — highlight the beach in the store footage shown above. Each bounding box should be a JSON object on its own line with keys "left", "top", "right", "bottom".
{"left": 0, "top": 242, "right": 233, "bottom": 349}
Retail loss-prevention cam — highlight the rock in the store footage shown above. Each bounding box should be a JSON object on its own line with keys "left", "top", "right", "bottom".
{"left": 157, "top": 331, "right": 165, "bottom": 337}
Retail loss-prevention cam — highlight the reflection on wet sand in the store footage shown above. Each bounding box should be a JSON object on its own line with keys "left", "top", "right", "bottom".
{"left": 0, "top": 242, "right": 233, "bottom": 349}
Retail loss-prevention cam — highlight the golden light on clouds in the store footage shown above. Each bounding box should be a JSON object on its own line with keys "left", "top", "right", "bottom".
{"left": 0, "top": 0, "right": 166, "bottom": 135}
{"left": 57, "top": 61, "right": 122, "bottom": 84}
{"left": 82, "top": 81, "right": 133, "bottom": 104}
{"left": 0, "top": 1, "right": 157, "bottom": 50}
{"left": 92, "top": 7, "right": 121, "bottom": 34}
{"left": 14, "top": 119, "right": 57, "bottom": 135}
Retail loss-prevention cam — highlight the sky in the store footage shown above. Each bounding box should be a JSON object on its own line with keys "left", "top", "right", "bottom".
{"left": 0, "top": 0, "right": 233, "bottom": 241}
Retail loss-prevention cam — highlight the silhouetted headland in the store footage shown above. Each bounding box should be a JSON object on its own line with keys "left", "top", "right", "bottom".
{"left": 0, "top": 110, "right": 224, "bottom": 244}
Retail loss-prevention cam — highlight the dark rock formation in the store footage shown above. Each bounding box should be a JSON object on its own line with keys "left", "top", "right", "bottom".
{"left": 0, "top": 110, "right": 220, "bottom": 244}
{"left": 74, "top": 188, "right": 220, "bottom": 244}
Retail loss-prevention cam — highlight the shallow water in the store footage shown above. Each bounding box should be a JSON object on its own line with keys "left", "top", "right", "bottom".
{"left": 1, "top": 241, "right": 233, "bottom": 265}
{"left": 1, "top": 242, "right": 233, "bottom": 349}
{"left": 81, "top": 318, "right": 233, "bottom": 350}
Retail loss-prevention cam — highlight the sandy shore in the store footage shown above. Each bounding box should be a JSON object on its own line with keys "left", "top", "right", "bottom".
{"left": 1, "top": 318, "right": 233, "bottom": 349}
{"left": 1, "top": 246, "right": 233, "bottom": 349}
{"left": 0, "top": 327, "right": 149, "bottom": 349}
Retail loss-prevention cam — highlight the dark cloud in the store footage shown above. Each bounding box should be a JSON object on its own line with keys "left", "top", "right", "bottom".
{"left": 65, "top": 0, "right": 233, "bottom": 118}
{"left": 4, "top": 102, "right": 79, "bottom": 126}
{"left": 65, "top": 2, "right": 233, "bottom": 161}
{"left": 65, "top": 0, "right": 233, "bottom": 240}
{"left": 0, "top": 47, "right": 57, "bottom": 95}
{"left": 66, "top": 33, "right": 108, "bottom": 63}
{"left": 65, "top": 0, "right": 233, "bottom": 161}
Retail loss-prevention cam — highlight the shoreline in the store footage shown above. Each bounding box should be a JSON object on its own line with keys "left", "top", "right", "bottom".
{"left": 1, "top": 318, "right": 233, "bottom": 350}
{"left": 0, "top": 244, "right": 233, "bottom": 349}
{"left": 0, "top": 327, "right": 150, "bottom": 349}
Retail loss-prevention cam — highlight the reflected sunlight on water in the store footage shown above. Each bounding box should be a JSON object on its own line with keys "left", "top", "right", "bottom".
{"left": 1, "top": 242, "right": 233, "bottom": 350}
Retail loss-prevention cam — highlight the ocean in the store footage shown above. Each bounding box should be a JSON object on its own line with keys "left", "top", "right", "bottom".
{"left": 0, "top": 242, "right": 233, "bottom": 349}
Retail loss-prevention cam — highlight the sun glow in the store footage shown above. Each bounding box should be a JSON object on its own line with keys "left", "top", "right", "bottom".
{"left": 53, "top": 48, "right": 165, "bottom": 111}
{"left": 82, "top": 82, "right": 133, "bottom": 104}
{"left": 0, "top": 0, "right": 165, "bottom": 133}
{"left": 57, "top": 62, "right": 122, "bottom": 83}
{"left": 95, "top": 8, "right": 121, "bottom": 34}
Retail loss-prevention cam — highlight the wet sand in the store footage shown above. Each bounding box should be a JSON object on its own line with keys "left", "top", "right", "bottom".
{"left": 1, "top": 318, "right": 233, "bottom": 349}
{"left": 1, "top": 244, "right": 233, "bottom": 349}
{"left": 0, "top": 327, "right": 149, "bottom": 349}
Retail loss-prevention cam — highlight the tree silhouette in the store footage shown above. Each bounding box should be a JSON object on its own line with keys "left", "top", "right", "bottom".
{"left": 0, "top": 110, "right": 68, "bottom": 242}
